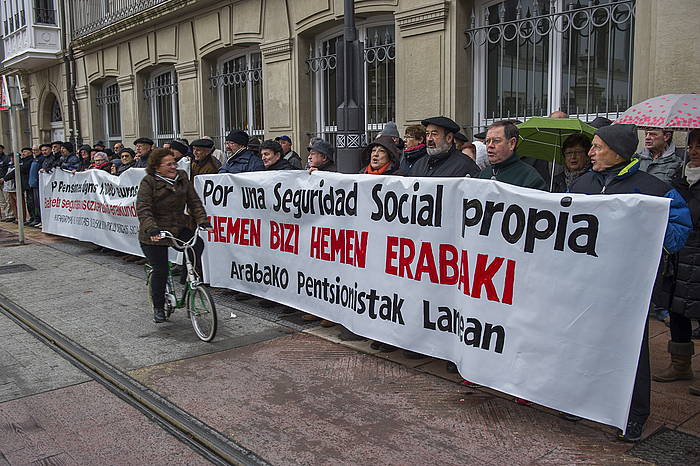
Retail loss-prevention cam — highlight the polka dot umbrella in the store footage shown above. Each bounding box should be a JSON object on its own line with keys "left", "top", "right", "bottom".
{"left": 615, "top": 94, "right": 700, "bottom": 130}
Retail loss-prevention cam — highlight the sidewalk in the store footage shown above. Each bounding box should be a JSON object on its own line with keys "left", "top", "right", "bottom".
{"left": 1, "top": 223, "right": 699, "bottom": 464}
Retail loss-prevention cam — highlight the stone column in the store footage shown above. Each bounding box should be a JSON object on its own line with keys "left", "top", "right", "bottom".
{"left": 116, "top": 75, "right": 138, "bottom": 144}
{"left": 175, "top": 60, "right": 200, "bottom": 140}
{"left": 260, "top": 39, "right": 294, "bottom": 140}
{"left": 74, "top": 85, "right": 90, "bottom": 144}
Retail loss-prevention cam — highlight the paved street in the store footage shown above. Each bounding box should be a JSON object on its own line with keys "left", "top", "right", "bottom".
{"left": 1, "top": 224, "right": 699, "bottom": 465}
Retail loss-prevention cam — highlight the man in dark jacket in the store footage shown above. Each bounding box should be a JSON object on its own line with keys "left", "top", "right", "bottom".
{"left": 569, "top": 123, "right": 692, "bottom": 443}
{"left": 218, "top": 130, "right": 264, "bottom": 174}
{"left": 134, "top": 137, "right": 154, "bottom": 168}
{"left": 275, "top": 135, "right": 302, "bottom": 169}
{"left": 0, "top": 146, "right": 11, "bottom": 220}
{"left": 478, "top": 120, "right": 547, "bottom": 190}
{"left": 40, "top": 143, "right": 59, "bottom": 173}
{"left": 261, "top": 140, "right": 296, "bottom": 171}
{"left": 409, "top": 116, "right": 479, "bottom": 177}
{"left": 59, "top": 142, "right": 80, "bottom": 172}
{"left": 190, "top": 139, "right": 222, "bottom": 180}
{"left": 306, "top": 139, "right": 336, "bottom": 172}
{"left": 28, "top": 145, "right": 45, "bottom": 226}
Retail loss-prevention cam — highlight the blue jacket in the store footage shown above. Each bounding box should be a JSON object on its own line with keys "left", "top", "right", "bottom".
{"left": 218, "top": 149, "right": 264, "bottom": 174}
{"left": 569, "top": 159, "right": 692, "bottom": 253}
{"left": 29, "top": 155, "right": 44, "bottom": 188}
{"left": 60, "top": 153, "right": 80, "bottom": 171}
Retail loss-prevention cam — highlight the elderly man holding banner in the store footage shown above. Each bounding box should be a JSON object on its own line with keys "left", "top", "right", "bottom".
{"left": 569, "top": 124, "right": 692, "bottom": 442}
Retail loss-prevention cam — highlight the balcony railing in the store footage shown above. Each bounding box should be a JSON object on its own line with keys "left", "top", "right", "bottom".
{"left": 71, "top": 0, "right": 169, "bottom": 38}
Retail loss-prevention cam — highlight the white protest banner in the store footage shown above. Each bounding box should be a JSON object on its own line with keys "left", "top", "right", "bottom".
{"left": 39, "top": 159, "right": 190, "bottom": 255}
{"left": 196, "top": 171, "right": 669, "bottom": 431}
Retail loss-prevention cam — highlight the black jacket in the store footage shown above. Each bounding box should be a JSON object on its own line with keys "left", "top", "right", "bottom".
{"left": 669, "top": 173, "right": 700, "bottom": 318}
{"left": 5, "top": 155, "right": 33, "bottom": 191}
{"left": 400, "top": 144, "right": 428, "bottom": 173}
{"left": 41, "top": 153, "right": 61, "bottom": 172}
{"left": 408, "top": 145, "right": 479, "bottom": 178}
{"left": 478, "top": 153, "right": 547, "bottom": 190}
{"left": 0, "top": 152, "right": 10, "bottom": 179}
{"left": 266, "top": 157, "right": 297, "bottom": 171}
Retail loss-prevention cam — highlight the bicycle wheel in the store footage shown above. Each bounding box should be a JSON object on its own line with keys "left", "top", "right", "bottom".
{"left": 188, "top": 285, "right": 217, "bottom": 342}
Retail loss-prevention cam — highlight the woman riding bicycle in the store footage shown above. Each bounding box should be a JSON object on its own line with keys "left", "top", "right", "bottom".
{"left": 136, "top": 148, "right": 212, "bottom": 323}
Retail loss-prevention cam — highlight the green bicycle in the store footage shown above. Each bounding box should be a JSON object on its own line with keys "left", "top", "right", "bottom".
{"left": 145, "top": 230, "right": 217, "bottom": 342}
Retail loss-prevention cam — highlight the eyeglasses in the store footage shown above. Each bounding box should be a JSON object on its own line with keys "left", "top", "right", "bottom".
{"left": 484, "top": 138, "right": 504, "bottom": 145}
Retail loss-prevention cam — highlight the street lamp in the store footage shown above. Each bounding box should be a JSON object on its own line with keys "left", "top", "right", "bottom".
{"left": 335, "top": 0, "right": 365, "bottom": 173}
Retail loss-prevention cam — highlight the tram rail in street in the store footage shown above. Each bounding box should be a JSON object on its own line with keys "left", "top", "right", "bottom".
{"left": 0, "top": 292, "right": 268, "bottom": 466}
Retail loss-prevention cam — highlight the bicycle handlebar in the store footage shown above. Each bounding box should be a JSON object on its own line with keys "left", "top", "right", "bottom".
{"left": 158, "top": 228, "right": 205, "bottom": 249}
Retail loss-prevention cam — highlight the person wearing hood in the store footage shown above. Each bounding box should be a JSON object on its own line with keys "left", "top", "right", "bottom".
{"left": 218, "top": 130, "right": 264, "bottom": 174}
{"left": 134, "top": 137, "right": 154, "bottom": 168}
{"left": 400, "top": 125, "right": 427, "bottom": 172}
{"left": 551, "top": 133, "right": 591, "bottom": 193}
{"left": 569, "top": 124, "right": 692, "bottom": 443}
{"left": 77, "top": 144, "right": 92, "bottom": 171}
{"left": 190, "top": 138, "right": 222, "bottom": 179}
{"left": 260, "top": 140, "right": 296, "bottom": 171}
{"left": 59, "top": 142, "right": 80, "bottom": 172}
{"left": 653, "top": 129, "right": 700, "bottom": 396}
{"left": 635, "top": 128, "right": 684, "bottom": 184}
{"left": 306, "top": 139, "right": 336, "bottom": 172}
{"left": 360, "top": 135, "right": 404, "bottom": 176}
{"left": 409, "top": 116, "right": 479, "bottom": 177}
{"left": 478, "top": 121, "right": 546, "bottom": 190}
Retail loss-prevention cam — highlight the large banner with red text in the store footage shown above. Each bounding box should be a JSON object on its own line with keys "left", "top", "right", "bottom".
{"left": 39, "top": 161, "right": 189, "bottom": 256}
{"left": 196, "top": 170, "right": 669, "bottom": 431}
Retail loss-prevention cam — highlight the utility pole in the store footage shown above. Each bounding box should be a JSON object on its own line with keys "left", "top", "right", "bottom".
{"left": 334, "top": 0, "right": 365, "bottom": 173}
{"left": 7, "top": 76, "right": 25, "bottom": 244}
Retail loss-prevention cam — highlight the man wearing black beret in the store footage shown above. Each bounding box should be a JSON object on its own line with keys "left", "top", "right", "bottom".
{"left": 190, "top": 138, "right": 221, "bottom": 182}
{"left": 218, "top": 129, "right": 264, "bottom": 174}
{"left": 134, "top": 137, "right": 154, "bottom": 168}
{"left": 409, "top": 116, "right": 480, "bottom": 177}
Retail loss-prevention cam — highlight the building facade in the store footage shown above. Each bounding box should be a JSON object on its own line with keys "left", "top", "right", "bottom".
{"left": 1, "top": 0, "right": 699, "bottom": 153}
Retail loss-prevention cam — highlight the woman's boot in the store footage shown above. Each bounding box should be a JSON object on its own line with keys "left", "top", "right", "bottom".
{"left": 652, "top": 341, "right": 694, "bottom": 382}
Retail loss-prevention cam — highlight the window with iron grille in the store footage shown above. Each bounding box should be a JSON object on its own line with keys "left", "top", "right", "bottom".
{"left": 465, "top": 0, "right": 634, "bottom": 131}
{"left": 210, "top": 50, "right": 264, "bottom": 142}
{"left": 96, "top": 81, "right": 121, "bottom": 145}
{"left": 307, "top": 19, "right": 395, "bottom": 145}
{"left": 144, "top": 69, "right": 179, "bottom": 146}
{"left": 34, "top": 0, "right": 56, "bottom": 25}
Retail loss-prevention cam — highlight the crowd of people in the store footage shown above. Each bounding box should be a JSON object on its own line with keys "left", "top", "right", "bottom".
{"left": 0, "top": 112, "right": 698, "bottom": 443}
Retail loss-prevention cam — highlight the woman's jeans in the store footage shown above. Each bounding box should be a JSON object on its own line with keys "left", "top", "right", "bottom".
{"left": 140, "top": 228, "right": 204, "bottom": 310}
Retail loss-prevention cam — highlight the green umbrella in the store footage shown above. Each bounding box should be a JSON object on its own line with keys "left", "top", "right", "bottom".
{"left": 516, "top": 117, "right": 596, "bottom": 164}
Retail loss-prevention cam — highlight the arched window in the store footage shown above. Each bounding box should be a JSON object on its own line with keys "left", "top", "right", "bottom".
{"left": 144, "top": 68, "right": 179, "bottom": 146}
{"left": 465, "top": 0, "right": 634, "bottom": 131}
{"left": 210, "top": 47, "right": 264, "bottom": 143}
{"left": 307, "top": 17, "right": 395, "bottom": 144}
{"left": 96, "top": 80, "right": 121, "bottom": 145}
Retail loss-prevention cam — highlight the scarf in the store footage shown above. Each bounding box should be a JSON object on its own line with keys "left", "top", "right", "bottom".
{"left": 685, "top": 163, "right": 700, "bottom": 187}
{"left": 155, "top": 173, "right": 179, "bottom": 186}
{"left": 564, "top": 167, "right": 588, "bottom": 189}
{"left": 365, "top": 161, "right": 391, "bottom": 175}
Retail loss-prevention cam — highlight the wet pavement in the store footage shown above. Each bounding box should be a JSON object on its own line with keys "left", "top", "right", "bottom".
{"left": 1, "top": 223, "right": 699, "bottom": 464}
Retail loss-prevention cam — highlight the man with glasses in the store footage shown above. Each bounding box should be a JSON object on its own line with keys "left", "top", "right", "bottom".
{"left": 408, "top": 116, "right": 479, "bottom": 177}
{"left": 134, "top": 137, "right": 155, "bottom": 168}
{"left": 478, "top": 120, "right": 546, "bottom": 190}
{"left": 218, "top": 130, "right": 264, "bottom": 174}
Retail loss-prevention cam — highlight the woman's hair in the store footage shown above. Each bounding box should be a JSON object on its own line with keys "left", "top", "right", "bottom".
{"left": 688, "top": 128, "right": 700, "bottom": 146}
{"left": 404, "top": 125, "right": 426, "bottom": 144}
{"left": 146, "top": 148, "right": 175, "bottom": 175}
{"left": 561, "top": 133, "right": 592, "bottom": 154}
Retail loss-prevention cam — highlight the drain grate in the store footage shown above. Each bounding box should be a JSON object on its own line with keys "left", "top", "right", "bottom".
{"left": 628, "top": 427, "right": 700, "bottom": 465}
{"left": 0, "top": 264, "right": 36, "bottom": 274}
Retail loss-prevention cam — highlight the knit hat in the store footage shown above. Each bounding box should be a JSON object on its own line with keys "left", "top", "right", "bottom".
{"left": 225, "top": 130, "right": 249, "bottom": 146}
{"left": 169, "top": 140, "right": 189, "bottom": 156}
{"left": 307, "top": 139, "right": 334, "bottom": 161}
{"left": 94, "top": 140, "right": 106, "bottom": 148}
{"left": 61, "top": 142, "right": 74, "bottom": 152}
{"left": 379, "top": 121, "right": 400, "bottom": 139}
{"left": 596, "top": 124, "right": 638, "bottom": 160}
{"left": 362, "top": 135, "right": 400, "bottom": 163}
